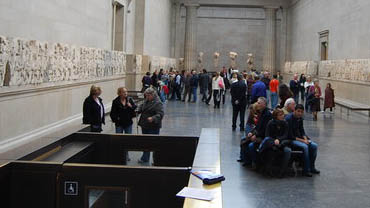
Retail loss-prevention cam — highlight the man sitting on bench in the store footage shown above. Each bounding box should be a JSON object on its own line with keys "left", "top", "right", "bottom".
{"left": 285, "top": 104, "right": 320, "bottom": 177}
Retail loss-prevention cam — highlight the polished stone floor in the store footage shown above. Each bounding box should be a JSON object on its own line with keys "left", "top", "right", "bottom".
{"left": 102, "top": 95, "right": 370, "bottom": 208}
{"left": 3, "top": 93, "right": 369, "bottom": 208}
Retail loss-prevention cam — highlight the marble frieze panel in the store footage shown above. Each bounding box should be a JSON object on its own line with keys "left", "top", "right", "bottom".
{"left": 0, "top": 35, "right": 126, "bottom": 89}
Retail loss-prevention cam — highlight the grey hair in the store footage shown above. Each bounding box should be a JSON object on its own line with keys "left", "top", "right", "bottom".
{"left": 257, "top": 97, "right": 267, "bottom": 104}
{"left": 144, "top": 87, "right": 157, "bottom": 97}
{"left": 284, "top": 98, "right": 296, "bottom": 108}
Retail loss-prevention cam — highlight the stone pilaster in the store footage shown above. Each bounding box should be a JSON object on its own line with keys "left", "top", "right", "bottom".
{"left": 263, "top": 7, "right": 277, "bottom": 74}
{"left": 184, "top": 3, "right": 199, "bottom": 72}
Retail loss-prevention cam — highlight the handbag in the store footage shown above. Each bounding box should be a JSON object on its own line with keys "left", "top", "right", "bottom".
{"left": 218, "top": 79, "right": 224, "bottom": 89}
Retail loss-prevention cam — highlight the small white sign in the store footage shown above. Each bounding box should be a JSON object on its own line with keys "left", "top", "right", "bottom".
{"left": 64, "top": 181, "right": 78, "bottom": 196}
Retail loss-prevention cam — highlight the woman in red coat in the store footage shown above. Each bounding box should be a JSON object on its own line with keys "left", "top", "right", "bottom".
{"left": 324, "top": 83, "right": 335, "bottom": 113}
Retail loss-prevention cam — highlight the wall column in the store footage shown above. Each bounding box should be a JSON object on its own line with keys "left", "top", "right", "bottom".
{"left": 263, "top": 7, "right": 277, "bottom": 73}
{"left": 184, "top": 3, "right": 199, "bottom": 71}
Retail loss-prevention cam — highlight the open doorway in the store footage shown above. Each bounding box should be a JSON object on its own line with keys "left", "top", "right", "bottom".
{"left": 319, "top": 30, "right": 329, "bottom": 61}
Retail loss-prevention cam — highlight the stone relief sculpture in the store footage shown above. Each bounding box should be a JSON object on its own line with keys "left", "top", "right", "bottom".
{"left": 135, "top": 55, "right": 142, "bottom": 73}
{"left": 286, "top": 59, "right": 370, "bottom": 83}
{"left": 213, "top": 52, "right": 220, "bottom": 69}
{"left": 178, "top": 58, "right": 184, "bottom": 71}
{"left": 229, "top": 52, "right": 238, "bottom": 68}
{"left": 0, "top": 35, "right": 126, "bottom": 89}
{"left": 247, "top": 53, "right": 254, "bottom": 70}
{"left": 197, "top": 52, "right": 204, "bottom": 70}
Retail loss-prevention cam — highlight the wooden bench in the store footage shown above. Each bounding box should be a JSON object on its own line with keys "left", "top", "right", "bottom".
{"left": 334, "top": 98, "right": 370, "bottom": 117}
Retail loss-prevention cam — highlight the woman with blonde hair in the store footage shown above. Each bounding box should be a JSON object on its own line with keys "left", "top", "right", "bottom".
{"left": 110, "top": 87, "right": 137, "bottom": 134}
{"left": 83, "top": 85, "right": 105, "bottom": 132}
{"left": 212, "top": 72, "right": 225, "bottom": 108}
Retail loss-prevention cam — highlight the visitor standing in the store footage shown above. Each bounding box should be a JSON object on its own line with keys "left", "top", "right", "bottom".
{"left": 289, "top": 74, "right": 300, "bottom": 104}
{"left": 83, "top": 85, "right": 105, "bottom": 133}
{"left": 269, "top": 74, "right": 279, "bottom": 109}
{"left": 212, "top": 72, "right": 224, "bottom": 108}
{"left": 230, "top": 74, "right": 247, "bottom": 131}
{"left": 137, "top": 88, "right": 164, "bottom": 163}
{"left": 324, "top": 83, "right": 335, "bottom": 113}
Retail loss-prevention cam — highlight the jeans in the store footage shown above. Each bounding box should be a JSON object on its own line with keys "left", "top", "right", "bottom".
{"left": 266, "top": 90, "right": 271, "bottom": 108}
{"left": 115, "top": 125, "right": 133, "bottom": 134}
{"left": 201, "top": 88, "right": 208, "bottom": 102}
{"left": 270, "top": 92, "right": 278, "bottom": 109}
{"left": 192, "top": 87, "right": 198, "bottom": 102}
{"left": 294, "top": 94, "right": 299, "bottom": 104}
{"left": 247, "top": 142, "right": 259, "bottom": 164}
{"left": 159, "top": 90, "right": 166, "bottom": 103}
{"left": 292, "top": 140, "right": 318, "bottom": 173}
{"left": 140, "top": 128, "right": 160, "bottom": 162}
{"left": 116, "top": 125, "right": 133, "bottom": 160}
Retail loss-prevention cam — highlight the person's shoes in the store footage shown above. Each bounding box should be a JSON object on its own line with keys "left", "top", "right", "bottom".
{"left": 237, "top": 159, "right": 243, "bottom": 162}
{"left": 330, "top": 111, "right": 335, "bottom": 114}
{"left": 232, "top": 127, "right": 236, "bottom": 131}
{"left": 181, "top": 100, "right": 185, "bottom": 102}
{"left": 240, "top": 127, "right": 245, "bottom": 132}
{"left": 303, "top": 172, "right": 313, "bottom": 177}
{"left": 311, "top": 169, "right": 320, "bottom": 174}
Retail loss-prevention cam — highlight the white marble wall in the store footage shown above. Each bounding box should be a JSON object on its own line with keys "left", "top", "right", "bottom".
{"left": 144, "top": 0, "right": 172, "bottom": 57}
{"left": 288, "top": 0, "right": 370, "bottom": 61}
{"left": 0, "top": 35, "right": 126, "bottom": 88}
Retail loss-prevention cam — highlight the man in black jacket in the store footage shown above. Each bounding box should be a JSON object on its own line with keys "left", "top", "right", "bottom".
{"left": 230, "top": 74, "right": 247, "bottom": 131}
{"left": 245, "top": 97, "right": 272, "bottom": 166}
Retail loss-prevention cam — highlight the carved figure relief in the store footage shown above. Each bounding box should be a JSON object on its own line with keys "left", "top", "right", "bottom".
{"left": 0, "top": 35, "right": 126, "bottom": 88}
{"left": 229, "top": 52, "right": 238, "bottom": 68}
{"left": 213, "top": 52, "right": 220, "bottom": 69}
{"left": 197, "top": 52, "right": 204, "bottom": 70}
{"left": 247, "top": 53, "right": 254, "bottom": 70}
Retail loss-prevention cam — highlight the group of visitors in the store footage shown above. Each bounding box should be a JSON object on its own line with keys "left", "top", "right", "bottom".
{"left": 82, "top": 85, "right": 164, "bottom": 163}
{"left": 239, "top": 97, "right": 320, "bottom": 178}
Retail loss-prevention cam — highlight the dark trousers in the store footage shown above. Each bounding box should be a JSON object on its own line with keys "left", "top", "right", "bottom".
{"left": 183, "top": 87, "right": 192, "bottom": 101}
{"left": 206, "top": 88, "right": 213, "bottom": 104}
{"left": 213, "top": 90, "right": 221, "bottom": 107}
{"left": 232, "top": 104, "right": 246, "bottom": 129}
{"left": 221, "top": 89, "right": 226, "bottom": 104}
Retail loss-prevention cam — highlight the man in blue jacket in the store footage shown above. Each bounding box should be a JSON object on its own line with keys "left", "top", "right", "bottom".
{"left": 285, "top": 104, "right": 320, "bottom": 177}
{"left": 251, "top": 76, "right": 266, "bottom": 104}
